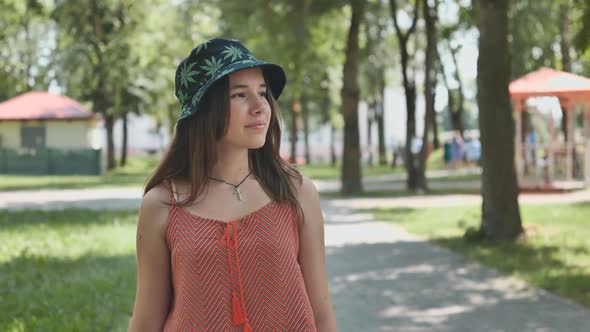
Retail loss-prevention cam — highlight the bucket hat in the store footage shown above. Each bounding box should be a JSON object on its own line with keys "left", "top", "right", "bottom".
{"left": 174, "top": 38, "right": 286, "bottom": 125}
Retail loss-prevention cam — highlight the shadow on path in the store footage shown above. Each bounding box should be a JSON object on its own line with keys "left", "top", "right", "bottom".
{"left": 322, "top": 201, "right": 590, "bottom": 332}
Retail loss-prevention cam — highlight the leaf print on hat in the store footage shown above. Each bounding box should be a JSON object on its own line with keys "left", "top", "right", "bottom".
{"left": 201, "top": 57, "right": 224, "bottom": 77}
{"left": 179, "top": 61, "right": 199, "bottom": 89}
{"left": 221, "top": 45, "right": 244, "bottom": 62}
{"left": 177, "top": 90, "right": 188, "bottom": 105}
{"left": 180, "top": 104, "right": 192, "bottom": 119}
{"left": 194, "top": 39, "right": 209, "bottom": 55}
{"left": 191, "top": 87, "right": 206, "bottom": 106}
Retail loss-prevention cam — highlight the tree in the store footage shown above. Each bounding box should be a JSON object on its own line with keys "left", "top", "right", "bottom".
{"left": 0, "top": 0, "right": 53, "bottom": 101}
{"left": 53, "top": 0, "right": 134, "bottom": 169}
{"left": 389, "top": 0, "right": 420, "bottom": 191}
{"left": 417, "top": 0, "right": 438, "bottom": 191}
{"left": 216, "top": 0, "right": 347, "bottom": 165}
{"left": 510, "top": 0, "right": 561, "bottom": 79}
{"left": 361, "top": 0, "right": 396, "bottom": 166}
{"left": 476, "top": 0, "right": 523, "bottom": 241}
{"left": 438, "top": 36, "right": 465, "bottom": 135}
{"left": 340, "top": 0, "right": 365, "bottom": 195}
{"left": 53, "top": 0, "right": 173, "bottom": 169}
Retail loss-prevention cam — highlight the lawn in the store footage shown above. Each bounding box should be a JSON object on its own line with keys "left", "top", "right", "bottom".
{"left": 1, "top": 149, "right": 464, "bottom": 191}
{"left": 297, "top": 147, "right": 450, "bottom": 180}
{"left": 0, "top": 209, "right": 138, "bottom": 332}
{"left": 366, "top": 203, "right": 590, "bottom": 309}
{"left": 297, "top": 163, "right": 404, "bottom": 180}
{"left": 0, "top": 157, "right": 158, "bottom": 191}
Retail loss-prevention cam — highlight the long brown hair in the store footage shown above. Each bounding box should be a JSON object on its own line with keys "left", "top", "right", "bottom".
{"left": 144, "top": 71, "right": 303, "bottom": 222}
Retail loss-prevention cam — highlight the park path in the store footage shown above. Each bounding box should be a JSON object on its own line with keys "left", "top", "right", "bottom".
{"left": 1, "top": 177, "right": 590, "bottom": 331}
{"left": 321, "top": 199, "right": 590, "bottom": 331}
{"left": 1, "top": 172, "right": 589, "bottom": 211}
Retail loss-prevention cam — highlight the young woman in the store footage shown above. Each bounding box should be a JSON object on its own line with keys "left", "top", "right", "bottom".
{"left": 128, "top": 38, "right": 337, "bottom": 331}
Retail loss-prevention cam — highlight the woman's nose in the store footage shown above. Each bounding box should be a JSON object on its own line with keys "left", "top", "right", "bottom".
{"left": 249, "top": 95, "right": 266, "bottom": 113}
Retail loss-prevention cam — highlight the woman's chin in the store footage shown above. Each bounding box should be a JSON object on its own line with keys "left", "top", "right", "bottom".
{"left": 249, "top": 139, "right": 266, "bottom": 149}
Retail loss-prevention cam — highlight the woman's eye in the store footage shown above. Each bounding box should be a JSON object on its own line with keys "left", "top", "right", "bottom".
{"left": 259, "top": 91, "right": 268, "bottom": 97}
{"left": 231, "top": 93, "right": 246, "bottom": 99}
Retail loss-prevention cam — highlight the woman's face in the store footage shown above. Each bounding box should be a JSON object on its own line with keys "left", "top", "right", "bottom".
{"left": 218, "top": 67, "right": 271, "bottom": 150}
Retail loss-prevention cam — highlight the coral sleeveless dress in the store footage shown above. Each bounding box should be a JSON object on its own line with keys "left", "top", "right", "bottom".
{"left": 163, "top": 181, "right": 317, "bottom": 331}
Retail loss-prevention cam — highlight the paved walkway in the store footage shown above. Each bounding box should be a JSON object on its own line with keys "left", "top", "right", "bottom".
{"left": 2, "top": 175, "right": 589, "bottom": 211}
{"left": 2, "top": 180, "right": 590, "bottom": 331}
{"left": 322, "top": 200, "right": 590, "bottom": 331}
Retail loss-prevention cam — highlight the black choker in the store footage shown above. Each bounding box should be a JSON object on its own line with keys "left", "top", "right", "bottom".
{"left": 207, "top": 170, "right": 254, "bottom": 201}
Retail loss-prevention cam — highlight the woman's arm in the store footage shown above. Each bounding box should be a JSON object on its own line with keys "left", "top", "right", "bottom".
{"left": 128, "top": 186, "right": 172, "bottom": 332}
{"left": 297, "top": 176, "right": 338, "bottom": 331}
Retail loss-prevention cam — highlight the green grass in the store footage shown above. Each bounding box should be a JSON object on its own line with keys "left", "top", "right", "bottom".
{"left": 298, "top": 147, "right": 453, "bottom": 180}
{"left": 0, "top": 148, "right": 458, "bottom": 191}
{"left": 321, "top": 187, "right": 481, "bottom": 199}
{"left": 0, "top": 156, "right": 158, "bottom": 191}
{"left": 365, "top": 203, "right": 590, "bottom": 308}
{"left": 0, "top": 209, "right": 138, "bottom": 331}
{"left": 297, "top": 163, "right": 404, "bottom": 180}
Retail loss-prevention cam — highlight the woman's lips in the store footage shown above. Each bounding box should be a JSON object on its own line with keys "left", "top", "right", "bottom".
{"left": 246, "top": 121, "right": 266, "bottom": 129}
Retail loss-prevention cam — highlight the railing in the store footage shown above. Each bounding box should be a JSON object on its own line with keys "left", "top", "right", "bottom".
{"left": 0, "top": 148, "right": 102, "bottom": 175}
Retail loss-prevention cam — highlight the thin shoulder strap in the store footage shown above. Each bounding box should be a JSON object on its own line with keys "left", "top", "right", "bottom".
{"left": 168, "top": 178, "right": 179, "bottom": 204}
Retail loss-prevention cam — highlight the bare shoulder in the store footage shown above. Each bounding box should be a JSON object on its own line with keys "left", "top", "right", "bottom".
{"left": 142, "top": 183, "right": 171, "bottom": 210}
{"left": 291, "top": 174, "right": 322, "bottom": 226}
{"left": 138, "top": 183, "right": 171, "bottom": 235}
{"left": 293, "top": 174, "right": 320, "bottom": 201}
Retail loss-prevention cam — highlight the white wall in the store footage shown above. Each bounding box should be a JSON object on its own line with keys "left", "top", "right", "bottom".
{"left": 46, "top": 121, "right": 94, "bottom": 148}
{"left": 278, "top": 87, "right": 426, "bottom": 163}
{"left": 0, "top": 122, "right": 20, "bottom": 148}
{"left": 94, "top": 113, "right": 170, "bottom": 156}
{"left": 0, "top": 120, "right": 96, "bottom": 149}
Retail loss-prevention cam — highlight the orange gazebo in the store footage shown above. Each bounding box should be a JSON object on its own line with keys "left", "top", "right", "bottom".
{"left": 510, "top": 68, "right": 590, "bottom": 189}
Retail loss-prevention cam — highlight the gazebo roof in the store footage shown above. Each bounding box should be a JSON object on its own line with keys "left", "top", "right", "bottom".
{"left": 0, "top": 91, "right": 94, "bottom": 121}
{"left": 510, "top": 67, "right": 590, "bottom": 101}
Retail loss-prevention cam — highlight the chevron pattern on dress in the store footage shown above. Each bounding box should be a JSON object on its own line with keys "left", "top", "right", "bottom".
{"left": 162, "top": 197, "right": 317, "bottom": 332}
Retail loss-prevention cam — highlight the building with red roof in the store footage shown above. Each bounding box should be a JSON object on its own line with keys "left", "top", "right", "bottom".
{"left": 0, "top": 91, "right": 103, "bottom": 175}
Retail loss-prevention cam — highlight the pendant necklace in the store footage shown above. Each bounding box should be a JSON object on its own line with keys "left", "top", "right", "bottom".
{"left": 207, "top": 170, "right": 254, "bottom": 201}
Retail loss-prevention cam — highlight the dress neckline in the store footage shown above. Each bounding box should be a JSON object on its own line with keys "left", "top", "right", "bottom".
{"left": 178, "top": 200, "right": 275, "bottom": 225}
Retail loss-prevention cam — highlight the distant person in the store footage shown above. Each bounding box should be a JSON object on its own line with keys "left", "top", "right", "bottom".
{"left": 128, "top": 38, "right": 337, "bottom": 332}
{"left": 526, "top": 127, "right": 537, "bottom": 168}
{"left": 450, "top": 130, "right": 464, "bottom": 170}
{"left": 464, "top": 134, "right": 481, "bottom": 167}
{"left": 443, "top": 138, "right": 452, "bottom": 169}
{"left": 391, "top": 139, "right": 403, "bottom": 168}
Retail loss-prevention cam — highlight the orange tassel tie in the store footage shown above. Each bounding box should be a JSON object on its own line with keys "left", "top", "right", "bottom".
{"left": 243, "top": 319, "right": 252, "bottom": 332}
{"left": 232, "top": 291, "right": 245, "bottom": 324}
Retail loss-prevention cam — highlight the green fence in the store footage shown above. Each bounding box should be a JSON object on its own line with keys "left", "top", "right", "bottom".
{"left": 0, "top": 148, "right": 102, "bottom": 175}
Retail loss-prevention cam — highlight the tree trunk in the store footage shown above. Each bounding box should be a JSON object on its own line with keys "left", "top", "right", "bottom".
{"left": 340, "top": 0, "right": 365, "bottom": 195}
{"left": 120, "top": 112, "right": 128, "bottom": 167}
{"left": 367, "top": 101, "right": 376, "bottom": 166}
{"left": 560, "top": 1, "right": 571, "bottom": 141}
{"left": 377, "top": 74, "right": 387, "bottom": 165}
{"left": 439, "top": 62, "right": 459, "bottom": 133}
{"left": 105, "top": 114, "right": 116, "bottom": 170}
{"left": 418, "top": 0, "right": 438, "bottom": 192}
{"left": 302, "top": 98, "right": 311, "bottom": 164}
{"left": 290, "top": 98, "right": 299, "bottom": 164}
{"left": 432, "top": 106, "right": 440, "bottom": 149}
{"left": 330, "top": 122, "right": 337, "bottom": 166}
{"left": 390, "top": 0, "right": 419, "bottom": 191}
{"left": 431, "top": 67, "right": 440, "bottom": 149}
{"left": 477, "top": 0, "right": 523, "bottom": 241}
{"left": 559, "top": 2, "right": 578, "bottom": 176}
{"left": 560, "top": 2, "right": 572, "bottom": 72}
{"left": 449, "top": 44, "right": 465, "bottom": 136}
